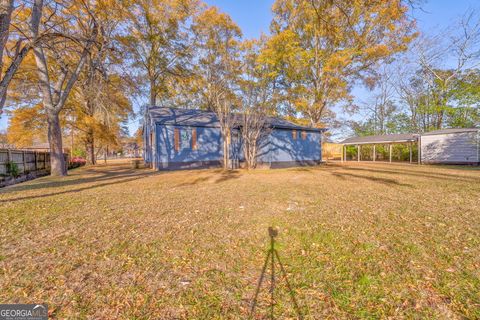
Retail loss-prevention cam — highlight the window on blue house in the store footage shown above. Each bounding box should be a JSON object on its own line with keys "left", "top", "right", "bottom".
{"left": 192, "top": 128, "right": 197, "bottom": 150}
{"left": 181, "top": 130, "right": 190, "bottom": 149}
{"left": 292, "top": 130, "right": 297, "bottom": 140}
{"left": 301, "top": 131, "right": 307, "bottom": 140}
{"left": 174, "top": 128, "right": 180, "bottom": 152}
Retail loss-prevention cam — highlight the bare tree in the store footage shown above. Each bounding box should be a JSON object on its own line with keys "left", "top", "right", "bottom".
{"left": 360, "top": 66, "right": 398, "bottom": 135}
{"left": 240, "top": 107, "right": 269, "bottom": 169}
{"left": 239, "top": 39, "right": 274, "bottom": 169}
{"left": 416, "top": 9, "right": 480, "bottom": 128}
{"left": 214, "top": 92, "right": 236, "bottom": 169}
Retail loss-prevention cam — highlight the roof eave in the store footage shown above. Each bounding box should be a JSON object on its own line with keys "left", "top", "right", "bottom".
{"left": 342, "top": 139, "right": 418, "bottom": 145}
{"left": 271, "top": 125, "right": 326, "bottom": 132}
{"left": 422, "top": 128, "right": 480, "bottom": 136}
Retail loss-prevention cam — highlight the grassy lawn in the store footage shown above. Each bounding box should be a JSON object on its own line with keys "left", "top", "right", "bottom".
{"left": 1, "top": 160, "right": 479, "bottom": 319}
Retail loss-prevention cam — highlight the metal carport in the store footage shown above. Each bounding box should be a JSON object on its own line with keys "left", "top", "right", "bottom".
{"left": 341, "top": 134, "right": 420, "bottom": 163}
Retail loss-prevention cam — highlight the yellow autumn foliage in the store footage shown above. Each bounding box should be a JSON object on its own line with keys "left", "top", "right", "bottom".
{"left": 262, "top": 0, "right": 418, "bottom": 125}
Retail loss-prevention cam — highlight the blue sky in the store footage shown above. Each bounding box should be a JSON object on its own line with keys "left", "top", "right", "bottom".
{"left": 204, "top": 0, "right": 480, "bottom": 39}
{"left": 1, "top": 0, "right": 479, "bottom": 135}
{"left": 205, "top": 0, "right": 274, "bottom": 39}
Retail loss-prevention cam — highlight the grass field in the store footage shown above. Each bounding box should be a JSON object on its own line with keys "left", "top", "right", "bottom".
{"left": 1, "top": 160, "right": 479, "bottom": 319}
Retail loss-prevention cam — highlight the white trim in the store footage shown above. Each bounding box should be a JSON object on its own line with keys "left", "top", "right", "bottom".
{"left": 422, "top": 129, "right": 480, "bottom": 136}
{"left": 477, "top": 130, "right": 480, "bottom": 163}
{"left": 343, "top": 139, "right": 417, "bottom": 146}
{"left": 418, "top": 135, "right": 422, "bottom": 164}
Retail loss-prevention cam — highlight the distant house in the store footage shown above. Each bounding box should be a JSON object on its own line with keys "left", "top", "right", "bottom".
{"left": 143, "top": 107, "right": 326, "bottom": 170}
{"left": 18, "top": 142, "right": 70, "bottom": 154}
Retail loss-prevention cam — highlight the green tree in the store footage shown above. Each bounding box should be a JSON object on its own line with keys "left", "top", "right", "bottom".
{"left": 448, "top": 69, "right": 480, "bottom": 128}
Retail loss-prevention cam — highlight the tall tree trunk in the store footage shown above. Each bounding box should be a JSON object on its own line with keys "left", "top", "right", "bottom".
{"left": 150, "top": 79, "right": 156, "bottom": 106}
{"left": 0, "top": 0, "right": 14, "bottom": 70}
{"left": 223, "top": 138, "right": 229, "bottom": 169}
{"left": 0, "top": 0, "right": 28, "bottom": 115}
{"left": 86, "top": 129, "right": 95, "bottom": 165}
{"left": 47, "top": 109, "right": 66, "bottom": 176}
{"left": 85, "top": 96, "right": 96, "bottom": 165}
{"left": 70, "top": 126, "right": 74, "bottom": 158}
{"left": 0, "top": 44, "right": 31, "bottom": 113}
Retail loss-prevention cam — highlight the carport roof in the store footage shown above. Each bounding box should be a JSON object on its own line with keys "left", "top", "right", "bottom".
{"left": 341, "top": 133, "right": 419, "bottom": 145}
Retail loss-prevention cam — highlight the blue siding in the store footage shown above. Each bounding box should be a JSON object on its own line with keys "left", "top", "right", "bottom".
{"left": 156, "top": 124, "right": 223, "bottom": 168}
{"left": 257, "top": 129, "right": 321, "bottom": 164}
{"left": 143, "top": 123, "right": 154, "bottom": 165}
{"left": 154, "top": 124, "right": 322, "bottom": 169}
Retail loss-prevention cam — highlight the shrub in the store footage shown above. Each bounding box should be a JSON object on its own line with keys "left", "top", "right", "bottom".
{"left": 69, "top": 157, "right": 87, "bottom": 169}
{"left": 6, "top": 161, "right": 20, "bottom": 178}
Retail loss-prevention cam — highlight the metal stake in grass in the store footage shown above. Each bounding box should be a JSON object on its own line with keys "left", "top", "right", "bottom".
{"left": 250, "top": 227, "right": 303, "bottom": 319}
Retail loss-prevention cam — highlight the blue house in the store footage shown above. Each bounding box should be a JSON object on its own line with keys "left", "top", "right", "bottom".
{"left": 143, "top": 107, "right": 325, "bottom": 170}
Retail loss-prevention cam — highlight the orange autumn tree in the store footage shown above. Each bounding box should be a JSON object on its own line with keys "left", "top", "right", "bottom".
{"left": 7, "top": 0, "right": 131, "bottom": 162}
{"left": 6, "top": 104, "right": 47, "bottom": 147}
{"left": 70, "top": 72, "right": 131, "bottom": 165}
{"left": 0, "top": 0, "right": 40, "bottom": 115}
{"left": 261, "top": 0, "right": 417, "bottom": 127}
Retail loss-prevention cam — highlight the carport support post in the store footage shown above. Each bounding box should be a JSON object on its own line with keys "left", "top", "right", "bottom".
{"left": 22, "top": 151, "right": 26, "bottom": 174}
{"left": 152, "top": 128, "right": 157, "bottom": 170}
{"left": 342, "top": 145, "right": 345, "bottom": 162}
{"left": 409, "top": 142, "right": 413, "bottom": 164}
{"left": 373, "top": 145, "right": 376, "bottom": 162}
{"left": 389, "top": 144, "right": 392, "bottom": 163}
{"left": 418, "top": 136, "right": 421, "bottom": 164}
{"left": 357, "top": 145, "right": 360, "bottom": 162}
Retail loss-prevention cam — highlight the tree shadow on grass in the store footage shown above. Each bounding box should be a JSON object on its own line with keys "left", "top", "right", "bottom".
{"left": 330, "top": 164, "right": 480, "bottom": 184}
{"left": 0, "top": 163, "right": 163, "bottom": 201}
{"left": 290, "top": 167, "right": 316, "bottom": 173}
{"left": 0, "top": 173, "right": 156, "bottom": 203}
{"left": 173, "top": 169, "right": 241, "bottom": 187}
{"left": 213, "top": 169, "right": 241, "bottom": 184}
{"left": 175, "top": 176, "right": 211, "bottom": 187}
{"left": 329, "top": 171, "right": 413, "bottom": 188}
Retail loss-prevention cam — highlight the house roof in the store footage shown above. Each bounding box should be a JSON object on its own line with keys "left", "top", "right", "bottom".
{"left": 20, "top": 143, "right": 51, "bottom": 149}
{"left": 147, "top": 106, "right": 326, "bottom": 132}
{"left": 17, "top": 143, "right": 69, "bottom": 152}
{"left": 341, "top": 133, "right": 419, "bottom": 145}
{"left": 421, "top": 128, "right": 480, "bottom": 136}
